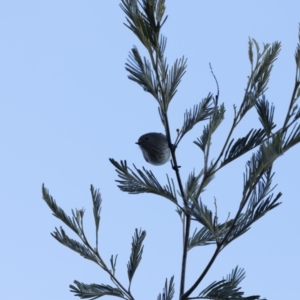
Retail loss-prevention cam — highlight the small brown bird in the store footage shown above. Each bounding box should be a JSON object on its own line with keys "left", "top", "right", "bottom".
{"left": 136, "top": 132, "right": 171, "bottom": 165}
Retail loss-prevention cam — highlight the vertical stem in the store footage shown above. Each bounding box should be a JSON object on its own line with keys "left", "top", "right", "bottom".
{"left": 162, "top": 112, "right": 190, "bottom": 298}
{"left": 179, "top": 215, "right": 190, "bottom": 297}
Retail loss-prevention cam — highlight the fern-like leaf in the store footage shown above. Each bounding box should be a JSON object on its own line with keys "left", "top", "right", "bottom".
{"left": 70, "top": 281, "right": 125, "bottom": 299}
{"left": 157, "top": 276, "right": 175, "bottom": 300}
{"left": 199, "top": 266, "right": 264, "bottom": 300}
{"left": 127, "top": 229, "right": 146, "bottom": 285}
{"left": 255, "top": 95, "right": 276, "bottom": 136}
{"left": 222, "top": 128, "right": 266, "bottom": 166}
{"left": 109, "top": 159, "right": 177, "bottom": 204}
{"left": 178, "top": 94, "right": 214, "bottom": 143}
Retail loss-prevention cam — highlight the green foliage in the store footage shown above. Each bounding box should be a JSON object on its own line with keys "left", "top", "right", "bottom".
{"left": 157, "top": 276, "right": 175, "bottom": 300}
{"left": 177, "top": 94, "right": 215, "bottom": 145}
{"left": 255, "top": 95, "right": 275, "bottom": 136}
{"left": 222, "top": 128, "right": 267, "bottom": 166}
{"left": 198, "top": 267, "right": 263, "bottom": 300}
{"left": 109, "top": 159, "right": 177, "bottom": 204}
{"left": 70, "top": 282, "right": 125, "bottom": 299}
{"left": 188, "top": 226, "right": 217, "bottom": 249}
{"left": 127, "top": 229, "right": 146, "bottom": 287}
{"left": 41, "top": 1, "right": 300, "bottom": 300}
{"left": 121, "top": 0, "right": 187, "bottom": 113}
{"left": 42, "top": 183, "right": 144, "bottom": 300}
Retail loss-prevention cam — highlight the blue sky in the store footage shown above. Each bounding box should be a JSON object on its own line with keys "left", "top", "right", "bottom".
{"left": 1, "top": 1, "right": 299, "bottom": 299}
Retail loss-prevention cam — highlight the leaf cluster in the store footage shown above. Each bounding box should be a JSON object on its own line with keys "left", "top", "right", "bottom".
{"left": 121, "top": 0, "right": 187, "bottom": 114}
{"left": 198, "top": 267, "right": 263, "bottom": 300}
{"left": 41, "top": 2, "right": 300, "bottom": 300}
{"left": 42, "top": 184, "right": 147, "bottom": 300}
{"left": 109, "top": 159, "right": 177, "bottom": 204}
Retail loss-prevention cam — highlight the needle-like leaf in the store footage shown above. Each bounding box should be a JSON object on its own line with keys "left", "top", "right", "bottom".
{"left": 199, "top": 266, "right": 264, "bottom": 300}
{"left": 157, "top": 276, "right": 175, "bottom": 300}
{"left": 70, "top": 281, "right": 125, "bottom": 300}
{"left": 127, "top": 229, "right": 146, "bottom": 285}
{"left": 109, "top": 159, "right": 177, "bottom": 204}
